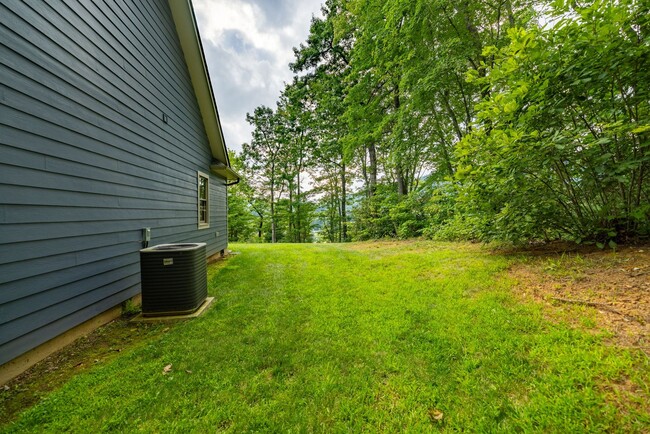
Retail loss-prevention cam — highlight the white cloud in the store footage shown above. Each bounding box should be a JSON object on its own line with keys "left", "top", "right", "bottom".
{"left": 194, "top": 2, "right": 284, "bottom": 57}
{"left": 192, "top": 0, "right": 323, "bottom": 152}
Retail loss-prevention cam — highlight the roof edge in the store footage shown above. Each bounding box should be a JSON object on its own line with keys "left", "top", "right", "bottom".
{"left": 210, "top": 161, "right": 241, "bottom": 181}
{"left": 168, "top": 0, "right": 233, "bottom": 171}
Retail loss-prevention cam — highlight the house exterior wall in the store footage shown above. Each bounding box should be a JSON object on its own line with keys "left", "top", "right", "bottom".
{"left": 0, "top": 0, "right": 228, "bottom": 365}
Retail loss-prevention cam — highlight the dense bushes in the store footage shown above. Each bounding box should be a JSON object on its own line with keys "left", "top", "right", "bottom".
{"left": 455, "top": 2, "right": 650, "bottom": 245}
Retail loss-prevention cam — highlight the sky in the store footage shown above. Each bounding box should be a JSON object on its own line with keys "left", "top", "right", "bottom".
{"left": 192, "top": 0, "right": 324, "bottom": 152}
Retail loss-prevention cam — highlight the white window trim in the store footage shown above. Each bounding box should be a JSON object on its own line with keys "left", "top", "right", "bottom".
{"left": 198, "top": 171, "right": 210, "bottom": 229}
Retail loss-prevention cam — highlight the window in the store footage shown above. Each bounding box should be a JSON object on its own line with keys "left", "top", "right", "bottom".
{"left": 198, "top": 171, "right": 209, "bottom": 228}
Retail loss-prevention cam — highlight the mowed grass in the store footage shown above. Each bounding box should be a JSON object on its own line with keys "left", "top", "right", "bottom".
{"left": 2, "top": 241, "right": 648, "bottom": 432}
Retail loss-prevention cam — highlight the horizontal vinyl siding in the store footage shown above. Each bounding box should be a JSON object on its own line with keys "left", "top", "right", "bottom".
{"left": 212, "top": 180, "right": 228, "bottom": 254}
{"left": 0, "top": 0, "right": 228, "bottom": 365}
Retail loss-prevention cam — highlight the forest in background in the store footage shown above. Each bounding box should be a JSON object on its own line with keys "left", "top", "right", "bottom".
{"left": 227, "top": 0, "right": 649, "bottom": 246}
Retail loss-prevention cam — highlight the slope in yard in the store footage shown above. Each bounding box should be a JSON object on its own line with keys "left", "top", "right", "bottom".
{"left": 1, "top": 241, "right": 649, "bottom": 432}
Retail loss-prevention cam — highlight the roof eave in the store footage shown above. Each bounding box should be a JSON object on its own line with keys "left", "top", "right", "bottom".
{"left": 168, "top": 0, "right": 234, "bottom": 173}
{"left": 210, "top": 161, "right": 241, "bottom": 181}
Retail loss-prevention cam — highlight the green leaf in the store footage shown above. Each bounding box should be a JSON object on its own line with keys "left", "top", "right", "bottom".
{"left": 631, "top": 125, "right": 650, "bottom": 134}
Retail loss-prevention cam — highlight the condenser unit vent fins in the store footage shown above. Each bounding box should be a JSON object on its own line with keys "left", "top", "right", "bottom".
{"left": 139, "top": 243, "right": 207, "bottom": 316}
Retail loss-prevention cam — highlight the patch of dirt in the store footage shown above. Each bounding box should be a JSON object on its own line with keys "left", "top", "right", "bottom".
{"left": 509, "top": 245, "right": 650, "bottom": 354}
{"left": 508, "top": 244, "right": 650, "bottom": 418}
{"left": 0, "top": 316, "right": 168, "bottom": 426}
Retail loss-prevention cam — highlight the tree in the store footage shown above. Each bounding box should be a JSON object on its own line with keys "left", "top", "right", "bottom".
{"left": 231, "top": 0, "right": 648, "bottom": 246}
{"left": 291, "top": 0, "right": 354, "bottom": 241}
{"left": 275, "top": 85, "right": 315, "bottom": 242}
{"left": 242, "top": 106, "right": 286, "bottom": 243}
{"left": 456, "top": 0, "right": 650, "bottom": 244}
{"left": 226, "top": 152, "right": 257, "bottom": 242}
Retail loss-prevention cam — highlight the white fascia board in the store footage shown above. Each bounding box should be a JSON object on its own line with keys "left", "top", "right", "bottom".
{"left": 168, "top": 0, "right": 232, "bottom": 169}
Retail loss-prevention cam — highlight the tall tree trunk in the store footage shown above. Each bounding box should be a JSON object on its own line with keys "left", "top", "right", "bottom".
{"left": 505, "top": 0, "right": 515, "bottom": 27}
{"left": 296, "top": 172, "right": 302, "bottom": 243}
{"left": 396, "top": 165, "right": 408, "bottom": 195}
{"left": 368, "top": 142, "right": 377, "bottom": 196}
{"left": 461, "top": 1, "right": 483, "bottom": 65}
{"left": 362, "top": 147, "right": 369, "bottom": 197}
{"left": 270, "top": 175, "right": 276, "bottom": 243}
{"left": 393, "top": 84, "right": 407, "bottom": 196}
{"left": 442, "top": 89, "right": 464, "bottom": 142}
{"left": 431, "top": 107, "right": 457, "bottom": 176}
{"left": 341, "top": 162, "right": 348, "bottom": 242}
{"left": 289, "top": 185, "right": 294, "bottom": 242}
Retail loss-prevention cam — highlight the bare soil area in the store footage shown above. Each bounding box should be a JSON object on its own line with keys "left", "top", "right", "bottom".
{"left": 509, "top": 244, "right": 650, "bottom": 354}
{"left": 509, "top": 244, "right": 650, "bottom": 417}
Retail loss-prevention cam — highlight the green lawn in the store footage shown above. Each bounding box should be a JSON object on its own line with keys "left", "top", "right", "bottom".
{"left": 2, "top": 242, "right": 648, "bottom": 432}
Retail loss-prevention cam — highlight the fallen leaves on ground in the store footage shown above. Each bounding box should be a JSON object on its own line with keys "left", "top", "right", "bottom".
{"left": 428, "top": 408, "right": 444, "bottom": 422}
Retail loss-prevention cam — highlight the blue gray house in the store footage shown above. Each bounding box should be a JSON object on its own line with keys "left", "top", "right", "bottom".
{"left": 0, "top": 0, "right": 238, "bottom": 379}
